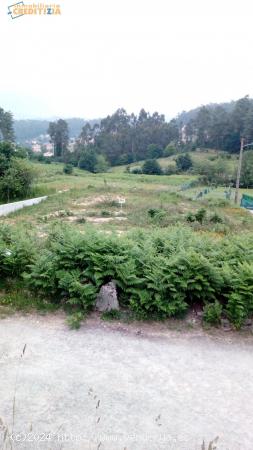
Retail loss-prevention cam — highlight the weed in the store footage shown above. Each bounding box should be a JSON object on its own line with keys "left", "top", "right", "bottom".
{"left": 203, "top": 301, "right": 223, "bottom": 326}
{"left": 195, "top": 208, "right": 207, "bottom": 224}
{"left": 76, "top": 217, "right": 86, "bottom": 224}
{"left": 0, "top": 288, "right": 58, "bottom": 314}
{"left": 100, "top": 210, "right": 111, "bottom": 217}
{"left": 66, "top": 312, "right": 85, "bottom": 329}
{"left": 101, "top": 309, "right": 121, "bottom": 321}
{"left": 186, "top": 212, "right": 195, "bottom": 223}
{"left": 58, "top": 210, "right": 73, "bottom": 217}
{"left": 209, "top": 212, "right": 223, "bottom": 223}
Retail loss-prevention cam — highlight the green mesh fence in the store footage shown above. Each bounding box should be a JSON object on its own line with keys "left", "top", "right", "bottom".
{"left": 180, "top": 180, "right": 200, "bottom": 191}
{"left": 241, "top": 194, "right": 253, "bottom": 210}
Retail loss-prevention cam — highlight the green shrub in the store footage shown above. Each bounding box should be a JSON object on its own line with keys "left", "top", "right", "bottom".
{"left": 193, "top": 158, "right": 234, "bottom": 185}
{"left": 129, "top": 255, "right": 188, "bottom": 319}
{"left": 186, "top": 212, "right": 195, "bottom": 223}
{"left": 142, "top": 159, "right": 162, "bottom": 175}
{"left": 226, "top": 263, "right": 253, "bottom": 329}
{"left": 148, "top": 208, "right": 160, "bottom": 218}
{"left": 210, "top": 213, "right": 223, "bottom": 224}
{"left": 101, "top": 210, "right": 111, "bottom": 217}
{"left": 63, "top": 164, "right": 73, "bottom": 175}
{"left": 25, "top": 227, "right": 134, "bottom": 310}
{"left": 24, "top": 250, "right": 58, "bottom": 297}
{"left": 0, "top": 226, "right": 37, "bottom": 277}
{"left": 0, "top": 158, "right": 36, "bottom": 201}
{"left": 148, "top": 208, "right": 166, "bottom": 219}
{"left": 67, "top": 312, "right": 85, "bottom": 329}
{"left": 147, "top": 208, "right": 167, "bottom": 226}
{"left": 203, "top": 301, "right": 223, "bottom": 326}
{"left": 186, "top": 208, "right": 207, "bottom": 224}
{"left": 176, "top": 153, "right": 193, "bottom": 171}
{"left": 128, "top": 249, "right": 223, "bottom": 319}
{"left": 195, "top": 208, "right": 207, "bottom": 224}
{"left": 78, "top": 147, "right": 97, "bottom": 172}
{"left": 131, "top": 167, "right": 142, "bottom": 174}
{"left": 171, "top": 251, "right": 223, "bottom": 304}
{"left": 94, "top": 154, "right": 109, "bottom": 173}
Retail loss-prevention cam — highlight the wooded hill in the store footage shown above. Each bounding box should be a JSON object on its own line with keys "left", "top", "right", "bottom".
{"left": 7, "top": 96, "right": 253, "bottom": 164}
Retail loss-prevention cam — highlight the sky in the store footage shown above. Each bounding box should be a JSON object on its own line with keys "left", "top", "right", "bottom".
{"left": 1, "top": 0, "right": 253, "bottom": 120}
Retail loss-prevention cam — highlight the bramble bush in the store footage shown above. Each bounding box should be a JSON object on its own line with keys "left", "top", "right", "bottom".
{"left": 0, "top": 224, "right": 253, "bottom": 328}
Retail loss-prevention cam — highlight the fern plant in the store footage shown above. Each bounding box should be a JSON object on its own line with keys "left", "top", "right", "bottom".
{"left": 226, "top": 263, "right": 253, "bottom": 329}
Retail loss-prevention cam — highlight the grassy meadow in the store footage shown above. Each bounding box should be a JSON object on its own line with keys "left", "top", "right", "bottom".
{"left": 1, "top": 152, "right": 252, "bottom": 237}
{"left": 111, "top": 148, "right": 238, "bottom": 172}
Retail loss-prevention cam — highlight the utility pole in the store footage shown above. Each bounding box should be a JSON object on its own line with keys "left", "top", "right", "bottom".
{"left": 235, "top": 137, "right": 245, "bottom": 205}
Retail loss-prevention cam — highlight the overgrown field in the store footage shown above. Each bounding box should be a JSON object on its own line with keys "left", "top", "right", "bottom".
{"left": 111, "top": 148, "right": 238, "bottom": 173}
{"left": 1, "top": 159, "right": 253, "bottom": 235}
{"left": 0, "top": 157, "right": 253, "bottom": 329}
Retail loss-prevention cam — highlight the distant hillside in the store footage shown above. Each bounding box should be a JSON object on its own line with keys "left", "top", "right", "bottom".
{"left": 14, "top": 118, "right": 100, "bottom": 143}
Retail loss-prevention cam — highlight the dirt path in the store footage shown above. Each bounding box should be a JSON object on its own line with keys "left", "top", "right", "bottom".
{"left": 0, "top": 314, "right": 253, "bottom": 450}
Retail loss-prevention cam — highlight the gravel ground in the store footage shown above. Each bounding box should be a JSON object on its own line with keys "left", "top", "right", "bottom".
{"left": 0, "top": 314, "right": 253, "bottom": 450}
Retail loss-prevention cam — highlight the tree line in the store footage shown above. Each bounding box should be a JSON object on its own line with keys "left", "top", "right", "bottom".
{"left": 180, "top": 96, "right": 253, "bottom": 152}
{"left": 46, "top": 96, "right": 253, "bottom": 171}
{"left": 1, "top": 96, "right": 253, "bottom": 188}
{"left": 47, "top": 109, "right": 179, "bottom": 170}
{"left": 0, "top": 107, "right": 35, "bottom": 201}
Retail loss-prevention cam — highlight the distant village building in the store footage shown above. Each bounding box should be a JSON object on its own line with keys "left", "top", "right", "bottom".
{"left": 68, "top": 138, "right": 76, "bottom": 153}
{"left": 32, "top": 142, "right": 41, "bottom": 153}
{"left": 44, "top": 143, "right": 54, "bottom": 152}
{"left": 31, "top": 138, "right": 77, "bottom": 156}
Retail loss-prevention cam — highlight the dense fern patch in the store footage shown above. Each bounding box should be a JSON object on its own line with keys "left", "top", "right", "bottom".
{"left": 0, "top": 223, "right": 253, "bottom": 328}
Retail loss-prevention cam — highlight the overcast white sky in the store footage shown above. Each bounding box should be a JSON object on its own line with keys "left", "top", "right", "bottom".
{"left": 1, "top": 0, "right": 253, "bottom": 120}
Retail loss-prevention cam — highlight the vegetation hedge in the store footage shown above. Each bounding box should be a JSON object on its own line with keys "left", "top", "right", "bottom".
{"left": 1, "top": 224, "right": 253, "bottom": 328}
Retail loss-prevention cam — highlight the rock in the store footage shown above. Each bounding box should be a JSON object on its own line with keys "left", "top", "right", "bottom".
{"left": 244, "top": 319, "right": 252, "bottom": 327}
{"left": 221, "top": 319, "right": 230, "bottom": 328}
{"left": 95, "top": 281, "right": 119, "bottom": 312}
{"left": 186, "top": 317, "right": 197, "bottom": 325}
{"left": 221, "top": 319, "right": 232, "bottom": 331}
